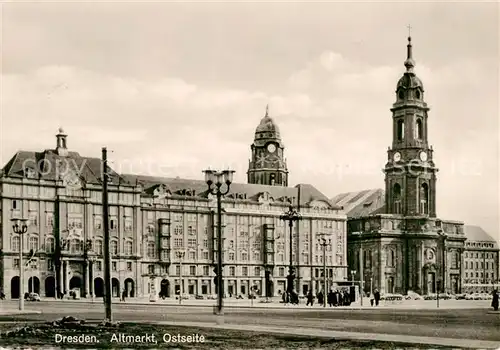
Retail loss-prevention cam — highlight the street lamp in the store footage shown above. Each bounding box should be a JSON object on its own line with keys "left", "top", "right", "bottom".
{"left": 12, "top": 218, "right": 29, "bottom": 311}
{"left": 176, "top": 249, "right": 186, "bottom": 305}
{"left": 279, "top": 206, "right": 301, "bottom": 295}
{"left": 350, "top": 270, "right": 356, "bottom": 285}
{"left": 318, "top": 233, "right": 331, "bottom": 308}
{"left": 203, "top": 169, "right": 235, "bottom": 321}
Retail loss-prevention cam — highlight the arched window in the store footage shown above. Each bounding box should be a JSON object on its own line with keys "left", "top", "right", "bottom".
{"left": 398, "top": 90, "right": 405, "bottom": 100}
{"left": 110, "top": 240, "right": 118, "bottom": 256}
{"left": 415, "top": 90, "right": 421, "bottom": 99}
{"left": 95, "top": 240, "right": 103, "bottom": 255}
{"left": 420, "top": 183, "right": 429, "bottom": 214}
{"left": 393, "top": 183, "right": 402, "bottom": 214}
{"left": 397, "top": 120, "right": 404, "bottom": 141}
{"left": 415, "top": 119, "right": 423, "bottom": 139}
{"left": 125, "top": 241, "right": 133, "bottom": 256}
{"left": 29, "top": 236, "right": 39, "bottom": 251}
{"left": 387, "top": 249, "right": 395, "bottom": 267}
{"left": 270, "top": 174, "right": 276, "bottom": 186}
{"left": 11, "top": 236, "right": 20, "bottom": 252}
{"left": 45, "top": 237, "right": 55, "bottom": 253}
{"left": 147, "top": 242, "right": 156, "bottom": 258}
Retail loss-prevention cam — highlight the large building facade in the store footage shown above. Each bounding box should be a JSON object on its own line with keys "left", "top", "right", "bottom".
{"left": 0, "top": 112, "right": 348, "bottom": 300}
{"left": 335, "top": 37, "right": 468, "bottom": 296}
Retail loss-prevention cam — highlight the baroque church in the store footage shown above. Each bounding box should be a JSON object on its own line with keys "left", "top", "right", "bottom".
{"left": 334, "top": 37, "right": 468, "bottom": 295}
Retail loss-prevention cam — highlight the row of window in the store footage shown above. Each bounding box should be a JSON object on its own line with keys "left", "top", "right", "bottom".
{"left": 465, "top": 252, "right": 497, "bottom": 259}
{"left": 465, "top": 272, "right": 496, "bottom": 279}
{"left": 465, "top": 261, "right": 496, "bottom": 270}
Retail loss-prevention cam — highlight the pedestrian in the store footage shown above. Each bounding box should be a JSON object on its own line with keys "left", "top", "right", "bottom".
{"left": 121, "top": 289, "right": 126, "bottom": 302}
{"left": 369, "top": 292, "right": 374, "bottom": 306}
{"left": 306, "top": 290, "right": 314, "bottom": 306}
{"left": 328, "top": 290, "right": 334, "bottom": 307}
{"left": 492, "top": 290, "right": 499, "bottom": 311}
{"left": 332, "top": 290, "right": 338, "bottom": 306}
{"left": 374, "top": 289, "right": 380, "bottom": 306}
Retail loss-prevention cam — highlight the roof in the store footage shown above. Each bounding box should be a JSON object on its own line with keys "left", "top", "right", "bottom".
{"left": 331, "top": 189, "right": 385, "bottom": 218}
{"left": 1, "top": 150, "right": 130, "bottom": 186}
{"left": 123, "top": 174, "right": 342, "bottom": 209}
{"left": 464, "top": 225, "right": 499, "bottom": 247}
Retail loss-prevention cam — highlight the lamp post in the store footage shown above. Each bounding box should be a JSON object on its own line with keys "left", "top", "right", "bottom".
{"left": 279, "top": 206, "right": 301, "bottom": 295}
{"left": 318, "top": 233, "right": 331, "bottom": 308}
{"left": 176, "top": 250, "right": 186, "bottom": 305}
{"left": 12, "top": 218, "right": 29, "bottom": 311}
{"left": 203, "top": 169, "right": 235, "bottom": 320}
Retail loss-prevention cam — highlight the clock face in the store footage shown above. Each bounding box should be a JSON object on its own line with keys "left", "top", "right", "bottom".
{"left": 393, "top": 152, "right": 401, "bottom": 162}
{"left": 419, "top": 151, "right": 428, "bottom": 161}
{"left": 267, "top": 143, "right": 276, "bottom": 153}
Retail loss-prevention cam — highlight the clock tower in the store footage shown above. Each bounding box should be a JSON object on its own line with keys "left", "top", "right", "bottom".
{"left": 247, "top": 106, "right": 288, "bottom": 186}
{"left": 384, "top": 36, "right": 438, "bottom": 217}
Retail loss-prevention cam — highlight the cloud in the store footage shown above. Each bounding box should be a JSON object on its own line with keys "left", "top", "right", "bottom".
{"left": 1, "top": 45, "right": 497, "bottom": 238}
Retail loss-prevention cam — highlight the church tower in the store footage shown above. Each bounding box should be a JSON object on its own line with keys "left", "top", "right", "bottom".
{"left": 384, "top": 36, "right": 438, "bottom": 217}
{"left": 247, "top": 106, "right": 288, "bottom": 186}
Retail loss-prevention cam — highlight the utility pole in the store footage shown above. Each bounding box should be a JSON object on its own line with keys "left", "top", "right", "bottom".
{"left": 102, "top": 147, "right": 112, "bottom": 322}
{"left": 359, "top": 246, "right": 364, "bottom": 306}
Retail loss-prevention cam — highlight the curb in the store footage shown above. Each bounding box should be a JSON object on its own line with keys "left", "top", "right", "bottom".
{"left": 0, "top": 310, "right": 42, "bottom": 316}
{"left": 126, "top": 320, "right": 500, "bottom": 349}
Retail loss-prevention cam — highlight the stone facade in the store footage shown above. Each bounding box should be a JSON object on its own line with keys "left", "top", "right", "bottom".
{"left": 0, "top": 120, "right": 348, "bottom": 300}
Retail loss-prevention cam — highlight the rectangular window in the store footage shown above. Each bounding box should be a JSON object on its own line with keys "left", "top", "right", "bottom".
{"left": 148, "top": 264, "right": 155, "bottom": 274}
{"left": 127, "top": 262, "right": 132, "bottom": 271}
{"left": 203, "top": 251, "right": 209, "bottom": 259}
{"left": 124, "top": 219, "right": 133, "bottom": 232}
{"left": 254, "top": 266, "right": 260, "bottom": 276}
{"left": 188, "top": 251, "right": 195, "bottom": 260}
{"left": 112, "top": 262, "right": 117, "bottom": 271}
{"left": 242, "top": 267, "right": 248, "bottom": 276}
{"left": 13, "top": 259, "right": 20, "bottom": 268}
{"left": 47, "top": 259, "right": 54, "bottom": 271}
{"left": 203, "top": 266, "right": 209, "bottom": 275}
{"left": 95, "top": 261, "right": 102, "bottom": 271}
{"left": 229, "top": 266, "right": 235, "bottom": 276}
{"left": 175, "top": 265, "right": 180, "bottom": 276}
{"left": 229, "top": 252, "right": 235, "bottom": 261}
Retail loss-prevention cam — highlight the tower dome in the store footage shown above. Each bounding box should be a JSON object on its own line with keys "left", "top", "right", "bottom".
{"left": 396, "top": 36, "right": 424, "bottom": 92}
{"left": 254, "top": 105, "right": 281, "bottom": 140}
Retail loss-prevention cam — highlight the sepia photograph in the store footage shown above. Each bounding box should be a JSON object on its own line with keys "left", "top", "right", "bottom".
{"left": 0, "top": 1, "right": 499, "bottom": 349}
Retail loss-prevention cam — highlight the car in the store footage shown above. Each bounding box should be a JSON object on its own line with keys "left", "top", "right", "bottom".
{"left": 26, "top": 292, "right": 41, "bottom": 301}
{"left": 455, "top": 293, "right": 466, "bottom": 300}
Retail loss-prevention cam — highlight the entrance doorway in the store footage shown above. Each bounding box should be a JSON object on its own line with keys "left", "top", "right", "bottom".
{"left": 45, "top": 276, "right": 56, "bottom": 297}
{"left": 94, "top": 278, "right": 104, "bottom": 297}
{"left": 427, "top": 272, "right": 436, "bottom": 294}
{"left": 387, "top": 276, "right": 394, "bottom": 294}
{"left": 124, "top": 278, "right": 135, "bottom": 297}
{"left": 11, "top": 276, "right": 20, "bottom": 299}
{"left": 111, "top": 278, "right": 120, "bottom": 297}
{"left": 160, "top": 279, "right": 169, "bottom": 298}
{"left": 69, "top": 276, "right": 82, "bottom": 294}
{"left": 28, "top": 277, "right": 40, "bottom": 294}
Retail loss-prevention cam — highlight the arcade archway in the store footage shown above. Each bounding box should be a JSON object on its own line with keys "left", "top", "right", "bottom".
{"left": 124, "top": 278, "right": 135, "bottom": 298}
{"left": 94, "top": 278, "right": 104, "bottom": 297}
{"left": 28, "top": 277, "right": 40, "bottom": 294}
{"left": 45, "top": 276, "right": 55, "bottom": 297}
{"left": 10, "top": 276, "right": 20, "bottom": 299}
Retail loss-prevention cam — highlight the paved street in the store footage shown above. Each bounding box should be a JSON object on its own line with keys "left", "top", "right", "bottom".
{"left": 1, "top": 299, "right": 499, "bottom": 343}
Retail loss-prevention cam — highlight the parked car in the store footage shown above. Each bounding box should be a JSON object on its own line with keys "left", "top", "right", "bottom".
{"left": 195, "top": 295, "right": 204, "bottom": 300}
{"left": 381, "top": 293, "right": 403, "bottom": 301}
{"left": 455, "top": 293, "right": 467, "bottom": 300}
{"left": 26, "top": 292, "right": 41, "bottom": 301}
{"left": 405, "top": 291, "right": 423, "bottom": 300}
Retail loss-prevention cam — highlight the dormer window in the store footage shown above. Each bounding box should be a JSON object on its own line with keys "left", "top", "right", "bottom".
{"left": 24, "top": 168, "right": 37, "bottom": 179}
{"left": 415, "top": 90, "right": 421, "bottom": 99}
{"left": 398, "top": 90, "right": 405, "bottom": 100}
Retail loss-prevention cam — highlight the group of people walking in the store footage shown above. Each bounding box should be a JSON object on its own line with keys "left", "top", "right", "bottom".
{"left": 306, "top": 289, "right": 352, "bottom": 307}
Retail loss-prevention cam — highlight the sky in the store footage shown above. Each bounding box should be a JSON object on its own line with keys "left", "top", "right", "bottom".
{"left": 1, "top": 1, "right": 499, "bottom": 239}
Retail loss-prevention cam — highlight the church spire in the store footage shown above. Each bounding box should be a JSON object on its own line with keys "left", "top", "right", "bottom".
{"left": 404, "top": 25, "right": 415, "bottom": 72}
{"left": 265, "top": 104, "right": 269, "bottom": 117}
